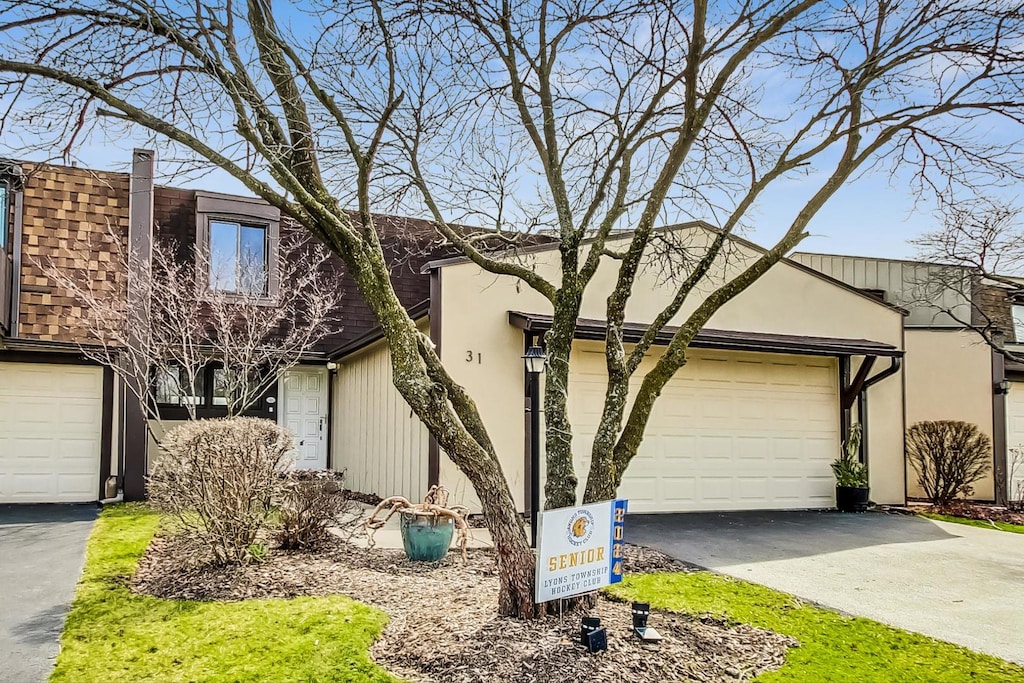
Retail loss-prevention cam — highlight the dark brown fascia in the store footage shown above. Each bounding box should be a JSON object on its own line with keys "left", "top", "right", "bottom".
{"left": 328, "top": 298, "right": 431, "bottom": 360}
{"left": 508, "top": 311, "right": 903, "bottom": 358}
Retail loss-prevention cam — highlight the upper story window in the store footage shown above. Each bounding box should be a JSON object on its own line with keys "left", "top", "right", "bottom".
{"left": 209, "top": 219, "right": 268, "bottom": 294}
{"left": 1013, "top": 305, "right": 1024, "bottom": 343}
{"left": 0, "top": 180, "right": 8, "bottom": 250}
{"left": 196, "top": 191, "right": 280, "bottom": 298}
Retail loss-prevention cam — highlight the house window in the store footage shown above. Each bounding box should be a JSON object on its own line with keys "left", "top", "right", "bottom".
{"left": 209, "top": 219, "right": 268, "bottom": 294}
{"left": 196, "top": 191, "right": 280, "bottom": 299}
{"left": 0, "top": 181, "right": 8, "bottom": 250}
{"left": 1013, "top": 305, "right": 1024, "bottom": 342}
{"left": 154, "top": 366, "right": 206, "bottom": 406}
{"left": 153, "top": 362, "right": 276, "bottom": 418}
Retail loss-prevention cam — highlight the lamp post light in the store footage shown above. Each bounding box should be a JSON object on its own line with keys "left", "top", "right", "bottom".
{"left": 523, "top": 343, "right": 546, "bottom": 547}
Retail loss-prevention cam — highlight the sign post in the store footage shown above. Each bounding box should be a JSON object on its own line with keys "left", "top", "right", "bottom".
{"left": 534, "top": 499, "right": 628, "bottom": 603}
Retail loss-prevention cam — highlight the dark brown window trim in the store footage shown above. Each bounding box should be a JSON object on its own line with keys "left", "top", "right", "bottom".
{"left": 195, "top": 191, "right": 281, "bottom": 301}
{"left": 151, "top": 361, "right": 277, "bottom": 421}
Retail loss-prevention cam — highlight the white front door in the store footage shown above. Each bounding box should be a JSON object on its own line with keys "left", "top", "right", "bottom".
{"left": 282, "top": 367, "right": 329, "bottom": 469}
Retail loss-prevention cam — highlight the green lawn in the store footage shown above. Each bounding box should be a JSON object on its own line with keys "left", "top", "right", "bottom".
{"left": 919, "top": 512, "right": 1024, "bottom": 535}
{"left": 607, "top": 573, "right": 1024, "bottom": 682}
{"left": 58, "top": 506, "right": 1024, "bottom": 682}
{"left": 51, "top": 504, "right": 398, "bottom": 683}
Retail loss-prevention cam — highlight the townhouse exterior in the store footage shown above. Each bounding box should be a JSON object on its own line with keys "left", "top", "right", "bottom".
{"left": 791, "top": 252, "right": 1023, "bottom": 505}
{"left": 0, "top": 151, "right": 440, "bottom": 504}
{"left": 16, "top": 152, "right": 1011, "bottom": 517}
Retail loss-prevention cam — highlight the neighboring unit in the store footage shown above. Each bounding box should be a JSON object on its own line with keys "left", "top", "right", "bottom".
{"left": 791, "top": 252, "right": 1018, "bottom": 504}
{"left": 0, "top": 153, "right": 438, "bottom": 503}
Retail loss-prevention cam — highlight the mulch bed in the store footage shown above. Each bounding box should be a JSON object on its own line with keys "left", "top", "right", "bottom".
{"left": 132, "top": 536, "right": 795, "bottom": 683}
{"left": 923, "top": 501, "right": 1024, "bottom": 526}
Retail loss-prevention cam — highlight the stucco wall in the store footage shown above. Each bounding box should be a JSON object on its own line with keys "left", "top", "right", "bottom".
{"left": 904, "top": 328, "right": 996, "bottom": 500}
{"left": 437, "top": 228, "right": 907, "bottom": 511}
{"left": 332, "top": 336, "right": 430, "bottom": 503}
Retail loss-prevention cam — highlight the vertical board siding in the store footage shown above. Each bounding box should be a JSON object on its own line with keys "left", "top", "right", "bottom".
{"left": 333, "top": 342, "right": 428, "bottom": 502}
{"left": 790, "top": 253, "right": 972, "bottom": 326}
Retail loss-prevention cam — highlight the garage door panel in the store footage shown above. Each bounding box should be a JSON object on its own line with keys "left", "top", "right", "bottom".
{"left": 0, "top": 363, "right": 102, "bottom": 503}
{"left": 569, "top": 347, "right": 839, "bottom": 512}
{"left": 1005, "top": 382, "right": 1024, "bottom": 503}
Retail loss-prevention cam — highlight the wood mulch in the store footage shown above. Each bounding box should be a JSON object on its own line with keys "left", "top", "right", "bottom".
{"left": 925, "top": 501, "right": 1024, "bottom": 526}
{"left": 132, "top": 536, "right": 795, "bottom": 683}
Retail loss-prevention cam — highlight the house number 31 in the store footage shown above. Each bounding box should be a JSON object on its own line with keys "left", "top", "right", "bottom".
{"left": 466, "top": 351, "right": 482, "bottom": 364}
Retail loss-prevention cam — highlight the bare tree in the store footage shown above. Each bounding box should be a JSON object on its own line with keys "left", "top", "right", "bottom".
{"left": 912, "top": 200, "right": 1024, "bottom": 362}
{"left": 2, "top": 0, "right": 1024, "bottom": 617}
{"left": 44, "top": 227, "right": 344, "bottom": 431}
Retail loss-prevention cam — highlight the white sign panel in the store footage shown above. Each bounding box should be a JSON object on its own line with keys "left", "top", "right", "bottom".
{"left": 534, "top": 499, "right": 628, "bottom": 603}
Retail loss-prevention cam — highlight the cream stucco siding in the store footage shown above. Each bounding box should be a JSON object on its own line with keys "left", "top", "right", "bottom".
{"left": 438, "top": 228, "right": 907, "bottom": 511}
{"left": 332, "top": 337, "right": 429, "bottom": 502}
{"left": 904, "top": 328, "right": 996, "bottom": 500}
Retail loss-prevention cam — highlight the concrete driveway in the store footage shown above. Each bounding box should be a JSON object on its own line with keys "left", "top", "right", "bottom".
{"left": 0, "top": 505, "right": 97, "bottom": 683}
{"left": 627, "top": 510, "right": 1024, "bottom": 665}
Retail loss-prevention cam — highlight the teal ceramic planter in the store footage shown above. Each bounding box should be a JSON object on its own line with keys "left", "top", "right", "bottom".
{"left": 399, "top": 511, "right": 455, "bottom": 561}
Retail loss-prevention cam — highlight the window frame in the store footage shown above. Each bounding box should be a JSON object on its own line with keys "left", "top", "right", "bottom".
{"left": 195, "top": 191, "right": 280, "bottom": 300}
{"left": 0, "top": 179, "right": 9, "bottom": 251}
{"left": 151, "top": 361, "right": 277, "bottom": 420}
{"left": 1012, "top": 304, "right": 1024, "bottom": 344}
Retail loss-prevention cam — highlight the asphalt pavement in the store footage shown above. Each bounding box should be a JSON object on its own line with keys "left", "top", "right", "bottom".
{"left": 0, "top": 505, "right": 97, "bottom": 683}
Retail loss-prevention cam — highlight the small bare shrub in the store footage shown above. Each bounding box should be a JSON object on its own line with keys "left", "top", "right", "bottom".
{"left": 906, "top": 420, "right": 991, "bottom": 505}
{"left": 148, "top": 417, "right": 294, "bottom": 564}
{"left": 276, "top": 469, "right": 348, "bottom": 550}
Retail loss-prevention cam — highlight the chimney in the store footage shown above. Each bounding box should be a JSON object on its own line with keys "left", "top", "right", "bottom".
{"left": 122, "top": 148, "right": 155, "bottom": 502}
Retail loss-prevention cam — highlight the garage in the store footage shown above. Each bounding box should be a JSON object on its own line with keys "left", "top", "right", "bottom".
{"left": 0, "top": 362, "right": 103, "bottom": 503}
{"left": 569, "top": 343, "right": 839, "bottom": 512}
{"left": 1006, "top": 381, "right": 1024, "bottom": 503}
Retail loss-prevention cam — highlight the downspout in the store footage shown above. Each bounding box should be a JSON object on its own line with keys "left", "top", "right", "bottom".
{"left": 857, "top": 357, "right": 903, "bottom": 472}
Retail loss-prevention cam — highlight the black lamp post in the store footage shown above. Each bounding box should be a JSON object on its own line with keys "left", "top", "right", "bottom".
{"left": 523, "top": 343, "right": 546, "bottom": 547}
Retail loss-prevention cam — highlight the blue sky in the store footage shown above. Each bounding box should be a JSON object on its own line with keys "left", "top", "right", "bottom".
{"left": 41, "top": 133, "right": 938, "bottom": 263}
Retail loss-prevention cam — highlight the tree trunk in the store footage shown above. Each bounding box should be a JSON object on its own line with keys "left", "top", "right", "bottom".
{"left": 543, "top": 291, "right": 583, "bottom": 510}
{"left": 334, "top": 235, "right": 543, "bottom": 617}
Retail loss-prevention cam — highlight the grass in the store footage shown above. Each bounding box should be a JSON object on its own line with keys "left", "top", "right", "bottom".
{"left": 607, "top": 573, "right": 1024, "bottom": 682}
{"left": 919, "top": 512, "right": 1024, "bottom": 535}
{"left": 51, "top": 504, "right": 399, "bottom": 683}
{"left": 59, "top": 506, "right": 1024, "bottom": 683}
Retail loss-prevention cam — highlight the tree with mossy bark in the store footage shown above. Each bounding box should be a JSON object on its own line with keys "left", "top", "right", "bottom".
{"left": 3, "top": 0, "right": 1024, "bottom": 617}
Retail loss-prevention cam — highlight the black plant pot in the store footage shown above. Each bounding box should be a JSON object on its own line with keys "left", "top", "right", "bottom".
{"left": 836, "top": 485, "right": 870, "bottom": 512}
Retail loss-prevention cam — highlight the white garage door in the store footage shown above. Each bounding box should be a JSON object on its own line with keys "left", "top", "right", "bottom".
{"left": 1005, "top": 382, "right": 1024, "bottom": 504}
{"left": 569, "top": 344, "right": 840, "bottom": 512}
{"left": 0, "top": 362, "right": 103, "bottom": 503}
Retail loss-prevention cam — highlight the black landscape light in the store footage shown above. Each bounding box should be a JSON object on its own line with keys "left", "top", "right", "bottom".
{"left": 584, "top": 627, "right": 608, "bottom": 653}
{"left": 632, "top": 601, "right": 663, "bottom": 642}
{"left": 631, "top": 602, "right": 650, "bottom": 629}
{"left": 580, "top": 616, "right": 602, "bottom": 645}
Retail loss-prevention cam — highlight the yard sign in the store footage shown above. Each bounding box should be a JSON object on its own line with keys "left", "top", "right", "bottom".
{"left": 534, "top": 499, "right": 628, "bottom": 603}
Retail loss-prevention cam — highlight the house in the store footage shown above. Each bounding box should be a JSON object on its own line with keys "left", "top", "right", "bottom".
{"left": 0, "top": 151, "right": 439, "bottom": 504}
{"left": 330, "top": 230, "right": 910, "bottom": 514}
{"left": 789, "top": 252, "right": 1020, "bottom": 505}
{"left": 0, "top": 150, "right": 922, "bottom": 516}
